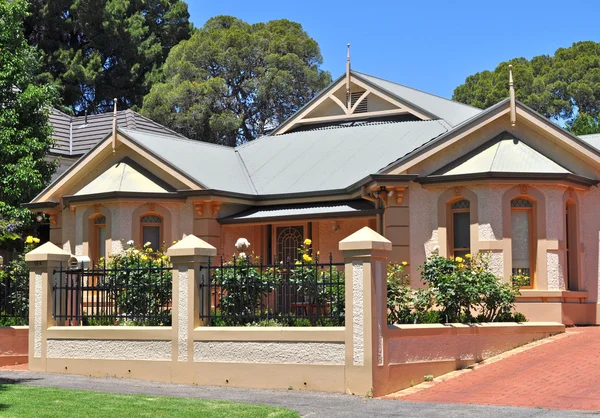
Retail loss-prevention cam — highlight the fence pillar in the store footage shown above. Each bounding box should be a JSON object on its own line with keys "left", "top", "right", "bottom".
{"left": 340, "top": 226, "right": 391, "bottom": 396}
{"left": 167, "top": 235, "right": 216, "bottom": 383}
{"left": 25, "top": 242, "right": 71, "bottom": 371}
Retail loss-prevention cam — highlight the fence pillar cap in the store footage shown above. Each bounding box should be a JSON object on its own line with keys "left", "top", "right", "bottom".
{"left": 339, "top": 226, "right": 392, "bottom": 252}
{"left": 24, "top": 241, "right": 71, "bottom": 263}
{"left": 167, "top": 234, "right": 217, "bottom": 258}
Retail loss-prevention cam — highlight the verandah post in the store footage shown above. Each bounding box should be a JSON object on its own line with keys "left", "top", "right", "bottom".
{"left": 339, "top": 226, "right": 391, "bottom": 396}
{"left": 25, "top": 242, "right": 71, "bottom": 372}
{"left": 167, "top": 235, "right": 216, "bottom": 383}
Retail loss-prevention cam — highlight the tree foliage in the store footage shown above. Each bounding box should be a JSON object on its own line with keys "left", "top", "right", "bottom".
{"left": 0, "top": 0, "right": 58, "bottom": 230}
{"left": 141, "top": 16, "right": 332, "bottom": 146}
{"left": 24, "top": 0, "right": 192, "bottom": 115}
{"left": 452, "top": 41, "right": 600, "bottom": 135}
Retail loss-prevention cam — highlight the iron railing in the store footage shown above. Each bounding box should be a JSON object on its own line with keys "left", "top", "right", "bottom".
{"left": 200, "top": 255, "right": 345, "bottom": 326}
{"left": 52, "top": 260, "right": 172, "bottom": 326}
{"left": 0, "top": 266, "right": 29, "bottom": 326}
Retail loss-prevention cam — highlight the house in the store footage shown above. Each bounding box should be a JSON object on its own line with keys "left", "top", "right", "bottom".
{"left": 28, "top": 66, "right": 600, "bottom": 325}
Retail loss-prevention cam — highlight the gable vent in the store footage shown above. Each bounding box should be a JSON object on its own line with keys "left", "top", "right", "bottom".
{"left": 349, "top": 91, "right": 368, "bottom": 113}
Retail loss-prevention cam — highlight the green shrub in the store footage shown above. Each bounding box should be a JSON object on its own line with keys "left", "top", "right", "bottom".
{"left": 387, "top": 253, "right": 525, "bottom": 324}
{"left": 106, "top": 241, "right": 172, "bottom": 326}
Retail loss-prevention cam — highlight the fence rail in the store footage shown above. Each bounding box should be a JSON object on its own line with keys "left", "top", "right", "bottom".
{"left": 0, "top": 266, "right": 29, "bottom": 325}
{"left": 52, "top": 260, "right": 172, "bottom": 326}
{"left": 200, "top": 255, "right": 345, "bottom": 326}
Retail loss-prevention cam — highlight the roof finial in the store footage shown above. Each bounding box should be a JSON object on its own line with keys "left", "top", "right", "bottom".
{"left": 509, "top": 64, "right": 516, "bottom": 127}
{"left": 346, "top": 43, "right": 351, "bottom": 110}
{"left": 112, "top": 98, "right": 117, "bottom": 154}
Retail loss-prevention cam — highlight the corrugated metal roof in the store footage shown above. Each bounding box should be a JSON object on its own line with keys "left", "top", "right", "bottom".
{"left": 436, "top": 134, "right": 571, "bottom": 176}
{"left": 237, "top": 120, "right": 448, "bottom": 194}
{"left": 120, "top": 128, "right": 256, "bottom": 194}
{"left": 578, "top": 133, "right": 600, "bottom": 151}
{"left": 354, "top": 72, "right": 482, "bottom": 127}
{"left": 75, "top": 159, "right": 172, "bottom": 196}
{"left": 221, "top": 200, "right": 376, "bottom": 223}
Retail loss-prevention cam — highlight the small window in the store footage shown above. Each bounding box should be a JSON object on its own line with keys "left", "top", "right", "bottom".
{"left": 141, "top": 214, "right": 162, "bottom": 250}
{"left": 450, "top": 199, "right": 470, "bottom": 258}
{"left": 511, "top": 197, "right": 534, "bottom": 287}
{"left": 92, "top": 215, "right": 106, "bottom": 261}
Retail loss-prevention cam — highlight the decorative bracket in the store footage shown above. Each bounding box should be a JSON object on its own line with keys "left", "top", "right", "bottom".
{"left": 519, "top": 184, "right": 528, "bottom": 195}
{"left": 454, "top": 186, "right": 462, "bottom": 197}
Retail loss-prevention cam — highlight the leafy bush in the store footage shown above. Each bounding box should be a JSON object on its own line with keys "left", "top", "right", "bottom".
{"left": 106, "top": 241, "right": 172, "bottom": 326}
{"left": 387, "top": 253, "right": 525, "bottom": 324}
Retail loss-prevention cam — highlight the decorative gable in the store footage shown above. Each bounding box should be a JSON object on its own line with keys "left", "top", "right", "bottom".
{"left": 272, "top": 73, "right": 434, "bottom": 135}
{"left": 74, "top": 158, "right": 175, "bottom": 197}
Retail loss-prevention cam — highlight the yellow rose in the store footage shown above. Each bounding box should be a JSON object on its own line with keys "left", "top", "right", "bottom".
{"left": 141, "top": 255, "right": 148, "bottom": 261}
{"left": 458, "top": 263, "right": 465, "bottom": 268}
{"left": 147, "top": 248, "right": 153, "bottom": 253}
{"left": 303, "top": 238, "right": 312, "bottom": 246}
{"left": 302, "top": 253, "right": 312, "bottom": 263}
{"left": 401, "top": 261, "right": 408, "bottom": 266}
{"left": 33, "top": 238, "right": 40, "bottom": 244}
{"left": 295, "top": 260, "right": 302, "bottom": 265}
{"left": 25, "top": 236, "right": 34, "bottom": 244}
{"left": 455, "top": 256, "right": 464, "bottom": 263}
{"left": 465, "top": 253, "right": 472, "bottom": 259}
{"left": 161, "top": 255, "right": 169, "bottom": 261}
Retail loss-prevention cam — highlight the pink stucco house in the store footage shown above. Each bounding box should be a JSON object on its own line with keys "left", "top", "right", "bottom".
{"left": 28, "top": 67, "right": 600, "bottom": 325}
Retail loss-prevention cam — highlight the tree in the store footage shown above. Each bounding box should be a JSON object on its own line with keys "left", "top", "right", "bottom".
{"left": 452, "top": 41, "right": 600, "bottom": 135}
{"left": 0, "top": 0, "right": 59, "bottom": 240}
{"left": 24, "top": 0, "right": 192, "bottom": 115}
{"left": 141, "top": 16, "right": 332, "bottom": 146}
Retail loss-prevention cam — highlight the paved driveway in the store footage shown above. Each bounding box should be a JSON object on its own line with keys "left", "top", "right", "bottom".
{"left": 392, "top": 327, "right": 600, "bottom": 411}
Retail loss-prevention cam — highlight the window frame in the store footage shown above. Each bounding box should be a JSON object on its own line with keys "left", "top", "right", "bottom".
{"left": 90, "top": 215, "right": 107, "bottom": 262}
{"left": 510, "top": 198, "right": 535, "bottom": 289}
{"left": 448, "top": 199, "right": 471, "bottom": 259}
{"left": 140, "top": 213, "right": 163, "bottom": 251}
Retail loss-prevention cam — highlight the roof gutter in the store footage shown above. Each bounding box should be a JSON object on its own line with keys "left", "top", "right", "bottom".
{"left": 416, "top": 172, "right": 599, "bottom": 187}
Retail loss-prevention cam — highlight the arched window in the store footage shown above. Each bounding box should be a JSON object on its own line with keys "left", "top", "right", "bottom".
{"left": 276, "top": 226, "right": 303, "bottom": 263}
{"left": 511, "top": 198, "right": 534, "bottom": 287}
{"left": 450, "top": 199, "right": 470, "bottom": 259}
{"left": 92, "top": 215, "right": 106, "bottom": 261}
{"left": 141, "top": 214, "right": 162, "bottom": 250}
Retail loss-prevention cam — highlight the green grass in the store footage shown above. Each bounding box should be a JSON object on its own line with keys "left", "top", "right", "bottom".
{"left": 0, "top": 384, "right": 300, "bottom": 418}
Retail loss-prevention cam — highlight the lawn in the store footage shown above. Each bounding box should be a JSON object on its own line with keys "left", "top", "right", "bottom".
{"left": 0, "top": 384, "right": 300, "bottom": 418}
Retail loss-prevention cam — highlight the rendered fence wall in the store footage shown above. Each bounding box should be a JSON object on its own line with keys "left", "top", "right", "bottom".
{"left": 0, "top": 326, "right": 28, "bottom": 366}
{"left": 26, "top": 231, "right": 565, "bottom": 396}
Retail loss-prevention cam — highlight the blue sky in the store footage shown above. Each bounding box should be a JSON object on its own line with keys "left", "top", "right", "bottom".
{"left": 188, "top": 0, "right": 600, "bottom": 100}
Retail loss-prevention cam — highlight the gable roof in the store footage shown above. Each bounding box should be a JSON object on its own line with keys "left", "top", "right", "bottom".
{"left": 434, "top": 132, "right": 571, "bottom": 176}
{"left": 49, "top": 108, "right": 185, "bottom": 157}
{"left": 119, "top": 128, "right": 256, "bottom": 195}
{"left": 353, "top": 72, "right": 482, "bottom": 127}
{"left": 74, "top": 159, "right": 174, "bottom": 196}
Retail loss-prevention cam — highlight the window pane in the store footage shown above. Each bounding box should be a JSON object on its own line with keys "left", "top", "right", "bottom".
{"left": 97, "top": 226, "right": 106, "bottom": 260}
{"left": 511, "top": 210, "right": 530, "bottom": 271}
{"left": 142, "top": 226, "right": 161, "bottom": 250}
{"left": 453, "top": 212, "right": 470, "bottom": 250}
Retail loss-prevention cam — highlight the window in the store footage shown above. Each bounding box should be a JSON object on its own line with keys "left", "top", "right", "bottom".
{"left": 93, "top": 215, "right": 106, "bottom": 262}
{"left": 275, "top": 226, "right": 303, "bottom": 263}
{"left": 511, "top": 198, "right": 533, "bottom": 287}
{"left": 450, "top": 199, "right": 470, "bottom": 259}
{"left": 141, "top": 214, "right": 162, "bottom": 250}
{"left": 565, "top": 200, "right": 579, "bottom": 290}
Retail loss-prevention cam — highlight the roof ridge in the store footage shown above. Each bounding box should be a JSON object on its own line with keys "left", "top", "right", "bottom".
{"left": 124, "top": 109, "right": 188, "bottom": 139}
{"left": 352, "top": 70, "right": 482, "bottom": 111}
{"left": 118, "top": 127, "right": 236, "bottom": 151}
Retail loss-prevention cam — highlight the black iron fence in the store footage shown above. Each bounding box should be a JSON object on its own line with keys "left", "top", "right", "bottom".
{"left": 52, "top": 260, "right": 172, "bottom": 326}
{"left": 0, "top": 266, "right": 29, "bottom": 326}
{"left": 200, "top": 255, "right": 345, "bottom": 326}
